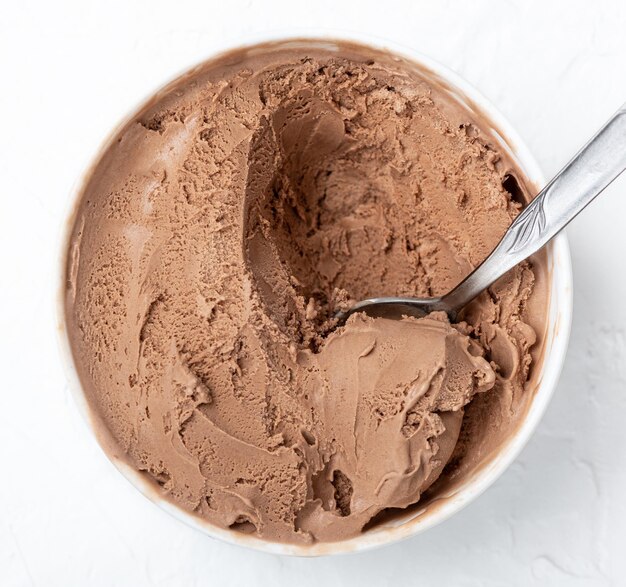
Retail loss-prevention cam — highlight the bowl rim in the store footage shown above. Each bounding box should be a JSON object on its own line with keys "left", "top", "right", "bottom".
{"left": 56, "top": 29, "right": 573, "bottom": 557}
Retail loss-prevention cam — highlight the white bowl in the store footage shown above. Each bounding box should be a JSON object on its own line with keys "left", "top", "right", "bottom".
{"left": 57, "top": 32, "right": 572, "bottom": 556}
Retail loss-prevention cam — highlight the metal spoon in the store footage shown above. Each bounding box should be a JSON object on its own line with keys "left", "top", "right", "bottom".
{"left": 337, "top": 103, "right": 626, "bottom": 324}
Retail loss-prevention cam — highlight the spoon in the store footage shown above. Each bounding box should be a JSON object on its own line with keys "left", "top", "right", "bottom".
{"left": 337, "top": 103, "right": 626, "bottom": 324}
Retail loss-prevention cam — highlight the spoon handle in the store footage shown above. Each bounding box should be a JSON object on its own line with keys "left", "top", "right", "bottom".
{"left": 440, "top": 103, "right": 626, "bottom": 316}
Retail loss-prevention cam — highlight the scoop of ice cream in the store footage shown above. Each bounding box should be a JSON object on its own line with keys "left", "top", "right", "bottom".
{"left": 294, "top": 313, "right": 495, "bottom": 541}
{"left": 64, "top": 40, "right": 547, "bottom": 545}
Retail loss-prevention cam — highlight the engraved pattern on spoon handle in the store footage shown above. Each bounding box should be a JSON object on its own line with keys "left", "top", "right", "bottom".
{"left": 440, "top": 103, "right": 626, "bottom": 316}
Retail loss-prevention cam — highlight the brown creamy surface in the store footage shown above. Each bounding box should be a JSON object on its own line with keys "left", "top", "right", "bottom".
{"left": 64, "top": 40, "right": 549, "bottom": 544}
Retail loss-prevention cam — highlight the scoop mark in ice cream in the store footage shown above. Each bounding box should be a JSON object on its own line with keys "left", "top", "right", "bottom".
{"left": 65, "top": 41, "right": 548, "bottom": 544}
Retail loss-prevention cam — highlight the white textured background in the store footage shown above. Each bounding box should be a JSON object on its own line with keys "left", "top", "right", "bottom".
{"left": 2, "top": 0, "right": 626, "bottom": 585}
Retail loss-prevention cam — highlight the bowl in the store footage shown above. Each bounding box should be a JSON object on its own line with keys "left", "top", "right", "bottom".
{"left": 57, "top": 31, "right": 572, "bottom": 556}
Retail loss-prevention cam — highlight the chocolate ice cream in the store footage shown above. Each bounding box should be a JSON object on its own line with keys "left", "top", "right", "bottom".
{"left": 64, "top": 40, "right": 549, "bottom": 544}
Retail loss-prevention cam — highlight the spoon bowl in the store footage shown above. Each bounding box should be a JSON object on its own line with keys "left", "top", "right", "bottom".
{"left": 336, "top": 295, "right": 442, "bottom": 323}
